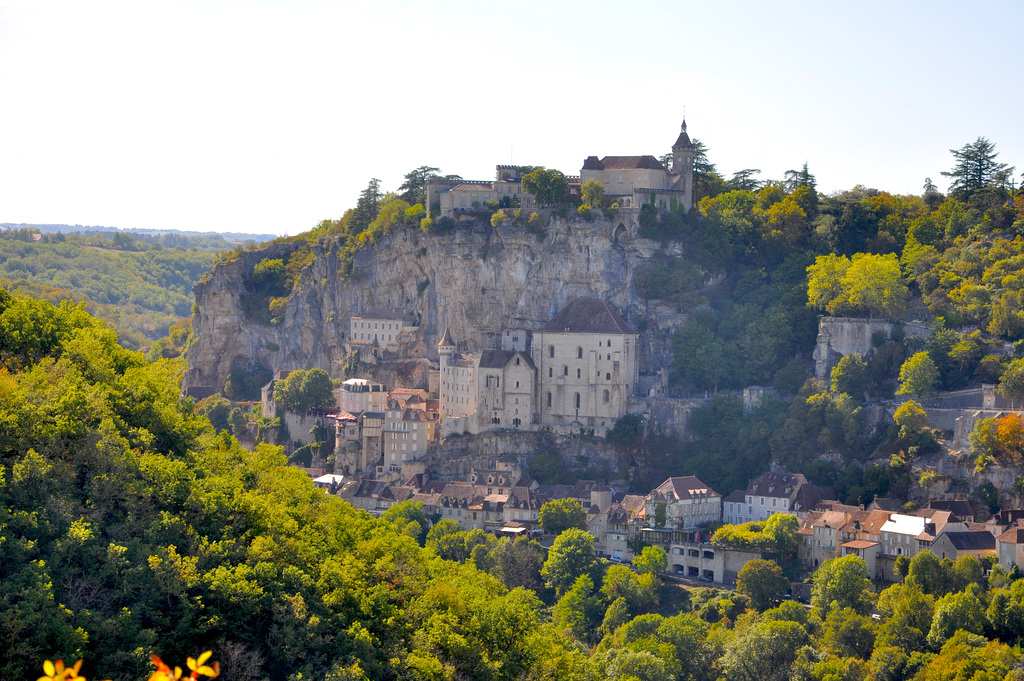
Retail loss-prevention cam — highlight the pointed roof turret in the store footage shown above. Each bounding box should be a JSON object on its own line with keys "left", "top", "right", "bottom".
{"left": 438, "top": 326, "right": 455, "bottom": 347}
{"left": 672, "top": 118, "right": 693, "bottom": 150}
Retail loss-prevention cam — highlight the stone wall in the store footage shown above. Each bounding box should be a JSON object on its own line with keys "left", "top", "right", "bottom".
{"left": 813, "top": 317, "right": 929, "bottom": 379}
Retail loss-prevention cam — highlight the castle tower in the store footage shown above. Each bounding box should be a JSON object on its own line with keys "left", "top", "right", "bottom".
{"left": 671, "top": 118, "right": 696, "bottom": 211}
{"left": 438, "top": 327, "right": 456, "bottom": 417}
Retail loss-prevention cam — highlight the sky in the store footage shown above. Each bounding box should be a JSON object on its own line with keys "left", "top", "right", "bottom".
{"left": 1, "top": 1, "right": 1022, "bottom": 237}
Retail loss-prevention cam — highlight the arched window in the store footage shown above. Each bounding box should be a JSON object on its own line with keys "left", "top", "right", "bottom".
{"left": 606, "top": 372, "right": 611, "bottom": 380}
{"left": 549, "top": 367, "right": 553, "bottom": 377}
{"left": 577, "top": 347, "right": 583, "bottom": 359}
{"left": 563, "top": 366, "right": 568, "bottom": 376}
{"left": 549, "top": 346, "right": 555, "bottom": 358}
{"left": 546, "top": 392, "right": 552, "bottom": 407}
{"left": 607, "top": 338, "right": 612, "bottom": 347}
{"left": 576, "top": 368, "right": 581, "bottom": 379}
{"left": 574, "top": 393, "right": 581, "bottom": 409}
{"left": 603, "top": 389, "right": 610, "bottom": 403}
{"left": 515, "top": 357, "right": 520, "bottom": 365}
{"left": 515, "top": 381, "right": 520, "bottom": 388}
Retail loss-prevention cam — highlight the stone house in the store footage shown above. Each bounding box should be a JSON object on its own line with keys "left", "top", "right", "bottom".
{"left": 383, "top": 399, "right": 436, "bottom": 473}
{"left": 346, "top": 309, "right": 417, "bottom": 359}
{"left": 931, "top": 530, "right": 996, "bottom": 562}
{"left": 426, "top": 166, "right": 539, "bottom": 218}
{"left": 644, "top": 476, "right": 722, "bottom": 530}
{"left": 735, "top": 471, "right": 832, "bottom": 524}
{"left": 996, "top": 523, "right": 1024, "bottom": 571}
{"left": 338, "top": 378, "right": 387, "bottom": 414}
{"left": 477, "top": 349, "right": 536, "bottom": 429}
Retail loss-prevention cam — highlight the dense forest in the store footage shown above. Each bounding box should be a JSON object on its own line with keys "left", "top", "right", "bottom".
{"left": 6, "top": 289, "right": 1024, "bottom": 681}
{"left": 0, "top": 229, "right": 224, "bottom": 350}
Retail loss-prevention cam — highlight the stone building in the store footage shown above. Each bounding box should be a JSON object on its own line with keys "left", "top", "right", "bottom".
{"left": 337, "top": 378, "right": 387, "bottom": 414}
{"left": 580, "top": 119, "right": 694, "bottom": 212}
{"left": 346, "top": 309, "right": 418, "bottom": 361}
{"left": 426, "top": 166, "right": 539, "bottom": 218}
{"left": 644, "top": 476, "right": 722, "bottom": 530}
{"left": 477, "top": 350, "right": 537, "bottom": 429}
{"left": 383, "top": 398, "right": 436, "bottom": 473}
{"left": 533, "top": 298, "right": 639, "bottom": 434}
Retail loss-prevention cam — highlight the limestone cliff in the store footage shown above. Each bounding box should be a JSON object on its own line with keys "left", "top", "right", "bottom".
{"left": 185, "top": 214, "right": 684, "bottom": 394}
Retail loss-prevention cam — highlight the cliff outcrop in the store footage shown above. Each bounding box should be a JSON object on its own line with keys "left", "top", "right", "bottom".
{"left": 185, "top": 214, "right": 683, "bottom": 393}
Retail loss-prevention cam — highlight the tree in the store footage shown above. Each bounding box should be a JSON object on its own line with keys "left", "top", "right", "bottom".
{"left": 926, "top": 587, "right": 987, "bottom": 649}
{"left": 822, "top": 606, "right": 876, "bottom": 660}
{"left": 541, "top": 528, "right": 599, "bottom": 595}
{"left": 941, "top": 137, "right": 1014, "bottom": 201}
{"left": 521, "top": 169, "right": 569, "bottom": 207}
{"left": 538, "top": 498, "right": 587, "bottom": 535}
{"left": 811, "top": 554, "right": 874, "bottom": 617}
{"left": 831, "top": 353, "right": 869, "bottom": 398}
{"left": 998, "top": 358, "right": 1024, "bottom": 407}
{"left": 347, "top": 178, "right": 383, "bottom": 234}
{"left": 720, "top": 620, "right": 809, "bottom": 681}
{"left": 736, "top": 559, "right": 788, "bottom": 610}
{"left": 807, "top": 253, "right": 908, "bottom": 318}
{"left": 876, "top": 581, "right": 935, "bottom": 652}
{"left": 581, "top": 180, "right": 605, "bottom": 209}
{"left": 906, "top": 551, "right": 945, "bottom": 595}
{"left": 897, "top": 352, "right": 939, "bottom": 396}
{"left": 552, "top": 574, "right": 604, "bottom": 643}
{"left": 486, "top": 536, "right": 545, "bottom": 591}
{"left": 893, "top": 400, "right": 928, "bottom": 438}
{"left": 274, "top": 368, "right": 336, "bottom": 413}
{"left": 397, "top": 166, "right": 440, "bottom": 206}
{"left": 727, "top": 169, "right": 762, "bottom": 192}
{"left": 633, "top": 545, "right": 667, "bottom": 576}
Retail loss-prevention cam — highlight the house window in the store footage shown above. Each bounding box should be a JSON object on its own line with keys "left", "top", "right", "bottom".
{"left": 549, "top": 368, "right": 553, "bottom": 377}
{"left": 575, "top": 393, "right": 581, "bottom": 409}
{"left": 546, "top": 392, "right": 552, "bottom": 407}
{"left": 515, "top": 380, "right": 520, "bottom": 388}
{"left": 603, "top": 389, "right": 610, "bottom": 403}
{"left": 577, "top": 347, "right": 583, "bottom": 359}
{"left": 549, "top": 346, "right": 555, "bottom": 358}
{"left": 576, "top": 368, "right": 581, "bottom": 379}
{"left": 563, "top": 366, "right": 568, "bottom": 376}
{"left": 606, "top": 372, "right": 611, "bottom": 380}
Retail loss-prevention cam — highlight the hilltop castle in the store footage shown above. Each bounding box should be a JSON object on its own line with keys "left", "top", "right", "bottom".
{"left": 426, "top": 119, "right": 696, "bottom": 218}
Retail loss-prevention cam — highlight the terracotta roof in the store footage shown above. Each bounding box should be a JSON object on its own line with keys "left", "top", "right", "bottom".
{"left": 541, "top": 299, "right": 637, "bottom": 334}
{"left": 815, "top": 511, "right": 848, "bottom": 529}
{"left": 843, "top": 540, "right": 879, "bottom": 550}
{"left": 438, "top": 327, "right": 456, "bottom": 347}
{"left": 999, "top": 527, "right": 1024, "bottom": 544}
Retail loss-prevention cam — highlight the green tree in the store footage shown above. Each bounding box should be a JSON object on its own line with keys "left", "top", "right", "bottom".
{"left": 633, "top": 545, "right": 667, "bottom": 576}
{"left": 581, "top": 180, "right": 605, "bottom": 209}
{"left": 521, "top": 169, "right": 569, "bottom": 207}
{"left": 538, "top": 498, "right": 587, "bottom": 535}
{"left": 897, "top": 352, "right": 939, "bottom": 396}
{"left": 811, "top": 554, "right": 874, "bottom": 617}
{"left": 347, "top": 178, "right": 383, "bottom": 234}
{"left": 906, "top": 550, "right": 946, "bottom": 595}
{"left": 273, "top": 368, "right": 336, "bottom": 413}
{"left": 541, "top": 528, "right": 600, "bottom": 596}
{"left": 736, "top": 559, "right": 789, "bottom": 611}
{"left": 720, "top": 620, "right": 810, "bottom": 681}
{"left": 552, "top": 574, "right": 604, "bottom": 643}
{"left": 941, "top": 137, "right": 1014, "bottom": 201}
{"left": 397, "top": 166, "right": 440, "bottom": 206}
{"left": 831, "top": 353, "right": 869, "bottom": 398}
{"left": 926, "top": 587, "right": 987, "bottom": 649}
{"left": 998, "top": 358, "right": 1024, "bottom": 407}
{"left": 807, "top": 253, "right": 908, "bottom": 317}
{"left": 876, "top": 581, "right": 935, "bottom": 652}
{"left": 822, "top": 606, "right": 876, "bottom": 660}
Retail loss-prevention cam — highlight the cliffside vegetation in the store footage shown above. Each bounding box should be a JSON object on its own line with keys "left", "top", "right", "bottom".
{"left": 8, "top": 287, "right": 1024, "bottom": 680}
{"left": 0, "top": 228, "right": 220, "bottom": 350}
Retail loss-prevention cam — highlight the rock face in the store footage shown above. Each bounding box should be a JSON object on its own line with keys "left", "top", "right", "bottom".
{"left": 185, "top": 214, "right": 681, "bottom": 394}
{"left": 813, "top": 317, "right": 929, "bottom": 379}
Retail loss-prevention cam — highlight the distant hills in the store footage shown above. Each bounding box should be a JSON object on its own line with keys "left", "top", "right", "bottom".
{"left": 0, "top": 222, "right": 276, "bottom": 245}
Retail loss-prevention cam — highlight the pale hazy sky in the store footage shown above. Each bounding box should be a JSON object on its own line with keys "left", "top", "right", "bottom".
{"left": 1, "top": 1, "right": 1022, "bottom": 236}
